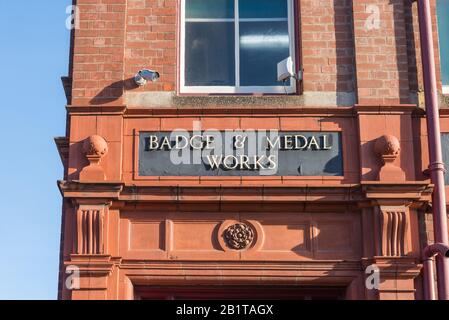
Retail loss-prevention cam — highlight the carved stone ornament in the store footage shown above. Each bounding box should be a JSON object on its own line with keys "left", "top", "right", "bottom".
{"left": 79, "top": 135, "right": 108, "bottom": 181}
{"left": 83, "top": 135, "right": 109, "bottom": 157}
{"left": 373, "top": 134, "right": 405, "bottom": 181}
{"left": 374, "top": 134, "right": 400, "bottom": 158}
{"left": 378, "top": 209, "right": 408, "bottom": 257}
{"left": 223, "top": 223, "right": 255, "bottom": 250}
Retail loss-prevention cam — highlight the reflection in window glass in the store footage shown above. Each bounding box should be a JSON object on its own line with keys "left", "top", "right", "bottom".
{"left": 185, "top": 22, "right": 235, "bottom": 86}
{"left": 186, "top": 0, "right": 234, "bottom": 19}
{"left": 240, "top": 21, "right": 290, "bottom": 86}
{"left": 239, "top": 0, "right": 288, "bottom": 19}
{"left": 183, "top": 0, "right": 294, "bottom": 93}
{"left": 441, "top": 133, "right": 449, "bottom": 184}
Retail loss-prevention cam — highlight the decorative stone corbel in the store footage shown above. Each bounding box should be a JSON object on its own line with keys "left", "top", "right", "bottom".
{"left": 374, "top": 134, "right": 405, "bottom": 181}
{"left": 374, "top": 205, "right": 409, "bottom": 257}
{"left": 79, "top": 135, "right": 108, "bottom": 181}
{"left": 75, "top": 202, "right": 109, "bottom": 255}
{"left": 63, "top": 200, "right": 116, "bottom": 300}
{"left": 360, "top": 182, "right": 432, "bottom": 299}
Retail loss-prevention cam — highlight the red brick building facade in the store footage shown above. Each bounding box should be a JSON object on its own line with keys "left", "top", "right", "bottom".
{"left": 56, "top": 0, "right": 449, "bottom": 299}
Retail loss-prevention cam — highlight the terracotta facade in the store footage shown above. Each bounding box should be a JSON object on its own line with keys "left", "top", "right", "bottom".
{"left": 56, "top": 0, "right": 449, "bottom": 300}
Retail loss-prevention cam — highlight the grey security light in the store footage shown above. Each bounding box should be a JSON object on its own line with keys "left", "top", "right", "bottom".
{"left": 134, "top": 69, "right": 160, "bottom": 86}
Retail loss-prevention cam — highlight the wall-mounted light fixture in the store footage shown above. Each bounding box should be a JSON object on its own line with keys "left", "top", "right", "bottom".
{"left": 134, "top": 69, "right": 160, "bottom": 86}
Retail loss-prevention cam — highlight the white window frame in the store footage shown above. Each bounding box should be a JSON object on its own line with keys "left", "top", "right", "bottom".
{"left": 444, "top": 86, "right": 449, "bottom": 95}
{"left": 180, "top": 0, "right": 296, "bottom": 94}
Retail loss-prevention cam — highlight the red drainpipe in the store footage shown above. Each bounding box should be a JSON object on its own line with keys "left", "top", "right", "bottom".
{"left": 422, "top": 243, "right": 449, "bottom": 299}
{"left": 423, "top": 255, "right": 436, "bottom": 300}
{"left": 417, "top": 0, "right": 449, "bottom": 300}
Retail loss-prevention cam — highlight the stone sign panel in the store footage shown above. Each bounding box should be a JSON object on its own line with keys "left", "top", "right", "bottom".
{"left": 138, "top": 131, "right": 343, "bottom": 176}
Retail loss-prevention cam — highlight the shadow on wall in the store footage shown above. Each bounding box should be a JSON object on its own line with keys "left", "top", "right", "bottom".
{"left": 90, "top": 78, "right": 138, "bottom": 105}
{"left": 412, "top": 116, "right": 426, "bottom": 181}
{"left": 360, "top": 139, "right": 383, "bottom": 180}
{"left": 403, "top": 0, "right": 420, "bottom": 102}
{"left": 67, "top": 140, "right": 88, "bottom": 181}
{"left": 391, "top": 0, "right": 414, "bottom": 104}
{"left": 333, "top": 0, "right": 357, "bottom": 106}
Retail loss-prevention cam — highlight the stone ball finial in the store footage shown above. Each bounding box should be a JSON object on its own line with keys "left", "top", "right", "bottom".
{"left": 373, "top": 134, "right": 405, "bottom": 181}
{"left": 83, "top": 135, "right": 108, "bottom": 157}
{"left": 374, "top": 134, "right": 400, "bottom": 157}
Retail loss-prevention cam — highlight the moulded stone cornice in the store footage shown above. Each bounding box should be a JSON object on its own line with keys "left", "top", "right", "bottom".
{"left": 61, "top": 76, "right": 71, "bottom": 101}
{"left": 54, "top": 137, "right": 69, "bottom": 168}
{"left": 66, "top": 103, "right": 357, "bottom": 117}
{"left": 361, "top": 181, "right": 433, "bottom": 203}
{"left": 62, "top": 103, "right": 432, "bottom": 117}
{"left": 66, "top": 104, "right": 126, "bottom": 115}
{"left": 361, "top": 257, "right": 422, "bottom": 279}
{"left": 58, "top": 182, "right": 433, "bottom": 206}
{"left": 354, "top": 104, "right": 420, "bottom": 115}
{"left": 66, "top": 254, "right": 114, "bottom": 277}
{"left": 58, "top": 180, "right": 124, "bottom": 200}
{"left": 118, "top": 185, "right": 363, "bottom": 204}
{"left": 124, "top": 105, "right": 355, "bottom": 117}
{"left": 119, "top": 260, "right": 361, "bottom": 272}
{"left": 122, "top": 260, "right": 362, "bottom": 286}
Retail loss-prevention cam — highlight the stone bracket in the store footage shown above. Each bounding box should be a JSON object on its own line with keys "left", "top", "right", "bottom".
{"left": 57, "top": 180, "right": 123, "bottom": 200}
{"left": 375, "top": 206, "right": 408, "bottom": 257}
{"left": 361, "top": 181, "right": 433, "bottom": 205}
{"left": 75, "top": 203, "right": 108, "bottom": 255}
{"left": 361, "top": 182, "right": 432, "bottom": 259}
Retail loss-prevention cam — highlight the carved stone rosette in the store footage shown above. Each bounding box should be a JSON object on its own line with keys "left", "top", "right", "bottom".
{"left": 223, "top": 223, "right": 255, "bottom": 250}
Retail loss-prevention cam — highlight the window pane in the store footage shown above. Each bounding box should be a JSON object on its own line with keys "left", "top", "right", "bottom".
{"left": 186, "top": 0, "right": 234, "bottom": 19}
{"left": 185, "top": 22, "right": 235, "bottom": 86}
{"left": 442, "top": 133, "right": 449, "bottom": 184}
{"left": 438, "top": 0, "right": 449, "bottom": 85}
{"left": 239, "top": 21, "right": 290, "bottom": 86}
{"left": 239, "top": 0, "right": 288, "bottom": 19}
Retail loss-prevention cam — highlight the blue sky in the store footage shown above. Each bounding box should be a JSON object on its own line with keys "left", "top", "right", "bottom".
{"left": 0, "top": 1, "right": 72, "bottom": 299}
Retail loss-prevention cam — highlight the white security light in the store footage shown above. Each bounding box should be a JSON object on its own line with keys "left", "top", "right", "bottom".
{"left": 134, "top": 69, "right": 160, "bottom": 86}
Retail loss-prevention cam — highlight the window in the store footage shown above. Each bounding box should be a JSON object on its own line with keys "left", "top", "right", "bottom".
{"left": 180, "top": 0, "right": 296, "bottom": 94}
{"left": 437, "top": 0, "right": 449, "bottom": 94}
{"left": 442, "top": 133, "right": 449, "bottom": 184}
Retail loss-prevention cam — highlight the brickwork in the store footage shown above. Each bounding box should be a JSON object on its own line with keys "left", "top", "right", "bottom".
{"left": 300, "top": 0, "right": 356, "bottom": 94}
{"left": 65, "top": 0, "right": 447, "bottom": 106}
{"left": 125, "top": 0, "right": 177, "bottom": 92}
{"left": 71, "top": 0, "right": 127, "bottom": 106}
